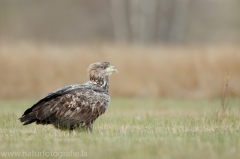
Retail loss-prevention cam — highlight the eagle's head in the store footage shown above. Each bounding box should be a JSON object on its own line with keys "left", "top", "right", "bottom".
{"left": 87, "top": 62, "right": 118, "bottom": 86}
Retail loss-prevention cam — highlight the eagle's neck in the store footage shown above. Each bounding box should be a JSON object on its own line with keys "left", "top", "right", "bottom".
{"left": 89, "top": 76, "right": 109, "bottom": 92}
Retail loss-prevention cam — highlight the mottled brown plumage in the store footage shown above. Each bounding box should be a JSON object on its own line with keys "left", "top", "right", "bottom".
{"left": 19, "top": 62, "right": 117, "bottom": 132}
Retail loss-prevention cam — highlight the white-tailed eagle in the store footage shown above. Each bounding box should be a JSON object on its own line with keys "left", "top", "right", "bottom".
{"left": 19, "top": 62, "right": 118, "bottom": 132}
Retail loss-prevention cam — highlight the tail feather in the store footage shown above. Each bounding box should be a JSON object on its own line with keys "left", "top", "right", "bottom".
{"left": 19, "top": 112, "right": 36, "bottom": 121}
{"left": 19, "top": 112, "right": 37, "bottom": 125}
{"left": 23, "top": 119, "right": 37, "bottom": 125}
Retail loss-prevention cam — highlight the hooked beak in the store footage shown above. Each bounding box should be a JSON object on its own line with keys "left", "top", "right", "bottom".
{"left": 106, "top": 65, "right": 118, "bottom": 73}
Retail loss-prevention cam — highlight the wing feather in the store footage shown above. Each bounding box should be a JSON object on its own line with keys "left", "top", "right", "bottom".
{"left": 36, "top": 104, "right": 51, "bottom": 120}
{"left": 55, "top": 103, "right": 70, "bottom": 118}
{"left": 54, "top": 89, "right": 109, "bottom": 128}
{"left": 19, "top": 84, "right": 109, "bottom": 129}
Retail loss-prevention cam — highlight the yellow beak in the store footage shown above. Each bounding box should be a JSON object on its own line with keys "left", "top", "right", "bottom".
{"left": 106, "top": 65, "right": 118, "bottom": 73}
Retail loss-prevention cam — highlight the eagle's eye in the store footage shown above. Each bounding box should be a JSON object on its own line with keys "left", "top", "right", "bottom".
{"left": 102, "top": 65, "right": 109, "bottom": 69}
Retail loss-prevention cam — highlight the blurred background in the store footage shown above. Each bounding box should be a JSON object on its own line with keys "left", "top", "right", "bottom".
{"left": 0, "top": 0, "right": 240, "bottom": 99}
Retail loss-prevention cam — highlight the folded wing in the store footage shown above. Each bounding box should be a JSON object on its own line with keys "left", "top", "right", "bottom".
{"left": 19, "top": 84, "right": 110, "bottom": 130}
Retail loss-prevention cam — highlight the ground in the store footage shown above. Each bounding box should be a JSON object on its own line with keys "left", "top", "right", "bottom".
{"left": 0, "top": 98, "right": 240, "bottom": 159}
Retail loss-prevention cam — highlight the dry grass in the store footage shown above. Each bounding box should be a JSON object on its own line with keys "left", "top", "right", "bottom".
{"left": 0, "top": 42, "right": 240, "bottom": 99}
{"left": 0, "top": 98, "right": 240, "bottom": 159}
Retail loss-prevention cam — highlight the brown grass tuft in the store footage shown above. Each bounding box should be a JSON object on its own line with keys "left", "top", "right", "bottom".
{"left": 0, "top": 42, "right": 240, "bottom": 99}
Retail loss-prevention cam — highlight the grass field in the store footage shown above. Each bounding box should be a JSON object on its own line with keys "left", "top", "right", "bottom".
{"left": 0, "top": 98, "right": 240, "bottom": 159}
{"left": 1, "top": 43, "right": 240, "bottom": 99}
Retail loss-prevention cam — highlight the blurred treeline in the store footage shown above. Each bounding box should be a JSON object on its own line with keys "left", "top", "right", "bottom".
{"left": 0, "top": 0, "right": 239, "bottom": 44}
{"left": 0, "top": 1, "right": 240, "bottom": 99}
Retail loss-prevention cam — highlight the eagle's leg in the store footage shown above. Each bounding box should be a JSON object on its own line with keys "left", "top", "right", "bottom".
{"left": 85, "top": 123, "right": 93, "bottom": 133}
